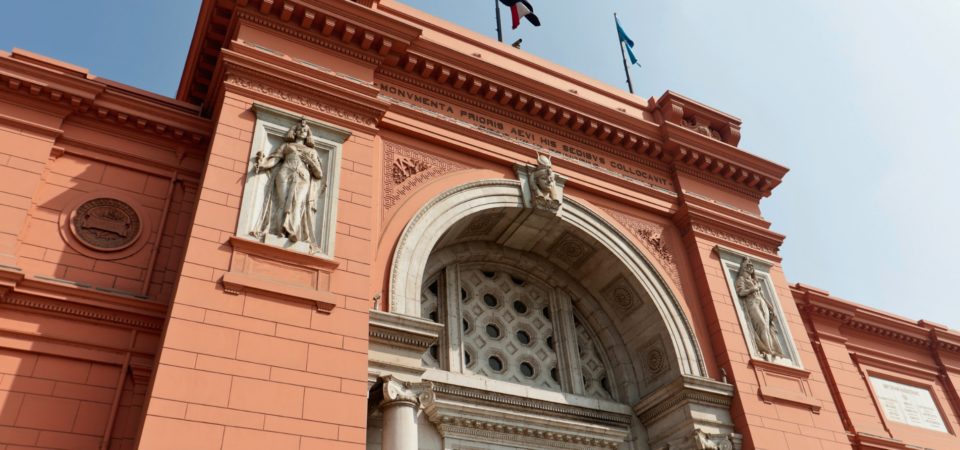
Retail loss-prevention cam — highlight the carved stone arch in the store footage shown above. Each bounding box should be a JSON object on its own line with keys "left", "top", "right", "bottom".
{"left": 388, "top": 179, "right": 707, "bottom": 378}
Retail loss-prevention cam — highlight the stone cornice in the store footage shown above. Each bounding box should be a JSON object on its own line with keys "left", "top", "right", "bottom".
{"left": 0, "top": 268, "right": 166, "bottom": 332}
{"left": 793, "top": 283, "right": 960, "bottom": 355}
{"left": 369, "top": 309, "right": 443, "bottom": 351}
{"left": 421, "top": 381, "right": 631, "bottom": 450}
{"left": 378, "top": 97, "right": 679, "bottom": 207}
{"left": 632, "top": 375, "right": 735, "bottom": 426}
{"left": 0, "top": 52, "right": 211, "bottom": 148}
{"left": 429, "top": 382, "right": 632, "bottom": 427}
{"left": 218, "top": 63, "right": 383, "bottom": 131}
{"left": 179, "top": 0, "right": 790, "bottom": 200}
{"left": 213, "top": 45, "right": 389, "bottom": 124}
{"left": 376, "top": 67, "right": 670, "bottom": 175}
{"left": 673, "top": 204, "right": 784, "bottom": 258}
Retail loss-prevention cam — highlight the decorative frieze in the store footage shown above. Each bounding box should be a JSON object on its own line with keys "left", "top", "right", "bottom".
{"left": 602, "top": 208, "right": 683, "bottom": 290}
{"left": 224, "top": 73, "right": 378, "bottom": 127}
{"left": 381, "top": 140, "right": 472, "bottom": 219}
{"left": 688, "top": 221, "right": 778, "bottom": 256}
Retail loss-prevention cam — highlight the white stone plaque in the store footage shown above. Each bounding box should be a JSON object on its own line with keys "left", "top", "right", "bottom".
{"left": 869, "top": 376, "right": 948, "bottom": 433}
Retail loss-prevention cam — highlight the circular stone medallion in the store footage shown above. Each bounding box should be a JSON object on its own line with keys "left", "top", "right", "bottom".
{"left": 647, "top": 348, "right": 665, "bottom": 373}
{"left": 71, "top": 198, "right": 142, "bottom": 251}
{"left": 613, "top": 287, "right": 632, "bottom": 309}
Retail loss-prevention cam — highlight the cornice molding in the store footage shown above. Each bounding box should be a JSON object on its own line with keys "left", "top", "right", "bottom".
{"left": 794, "top": 284, "right": 960, "bottom": 355}
{"left": 369, "top": 309, "right": 443, "bottom": 351}
{"left": 236, "top": 11, "right": 383, "bottom": 67}
{"left": 429, "top": 382, "right": 632, "bottom": 426}
{"left": 674, "top": 205, "right": 783, "bottom": 257}
{"left": 0, "top": 269, "right": 166, "bottom": 332}
{"left": 379, "top": 101, "right": 679, "bottom": 205}
{"left": 0, "top": 60, "right": 210, "bottom": 147}
{"left": 377, "top": 67, "right": 670, "bottom": 174}
{"left": 632, "top": 376, "right": 735, "bottom": 426}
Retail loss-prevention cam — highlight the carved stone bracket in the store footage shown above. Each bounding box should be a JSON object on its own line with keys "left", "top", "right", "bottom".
{"left": 655, "top": 429, "right": 740, "bottom": 450}
{"left": 514, "top": 159, "right": 567, "bottom": 215}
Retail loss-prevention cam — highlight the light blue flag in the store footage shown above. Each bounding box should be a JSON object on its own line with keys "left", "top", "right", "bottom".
{"left": 616, "top": 17, "right": 639, "bottom": 66}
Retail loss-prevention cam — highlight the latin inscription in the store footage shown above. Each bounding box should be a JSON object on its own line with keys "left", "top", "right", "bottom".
{"left": 869, "top": 376, "right": 948, "bottom": 433}
{"left": 377, "top": 82, "right": 674, "bottom": 191}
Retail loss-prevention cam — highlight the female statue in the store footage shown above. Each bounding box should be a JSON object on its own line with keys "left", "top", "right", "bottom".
{"left": 735, "top": 257, "right": 785, "bottom": 359}
{"left": 251, "top": 119, "right": 325, "bottom": 251}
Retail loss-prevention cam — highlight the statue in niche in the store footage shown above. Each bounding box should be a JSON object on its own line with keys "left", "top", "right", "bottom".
{"left": 531, "top": 153, "right": 561, "bottom": 211}
{"left": 251, "top": 118, "right": 326, "bottom": 253}
{"left": 735, "top": 257, "right": 785, "bottom": 360}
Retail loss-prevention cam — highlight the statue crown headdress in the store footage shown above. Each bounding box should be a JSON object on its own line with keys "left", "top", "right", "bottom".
{"left": 537, "top": 153, "right": 551, "bottom": 167}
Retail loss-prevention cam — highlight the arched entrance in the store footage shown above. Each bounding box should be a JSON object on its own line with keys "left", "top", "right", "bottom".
{"left": 371, "top": 178, "right": 740, "bottom": 450}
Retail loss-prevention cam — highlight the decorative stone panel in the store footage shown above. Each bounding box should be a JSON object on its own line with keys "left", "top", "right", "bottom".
{"left": 715, "top": 246, "right": 802, "bottom": 368}
{"left": 547, "top": 231, "right": 597, "bottom": 269}
{"left": 637, "top": 334, "right": 671, "bottom": 384}
{"left": 236, "top": 102, "right": 349, "bottom": 259}
{"left": 460, "top": 268, "right": 562, "bottom": 392}
{"left": 601, "top": 208, "right": 683, "bottom": 291}
{"left": 381, "top": 139, "right": 472, "bottom": 223}
{"left": 599, "top": 274, "right": 643, "bottom": 316}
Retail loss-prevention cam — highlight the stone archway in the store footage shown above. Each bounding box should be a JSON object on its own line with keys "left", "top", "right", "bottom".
{"left": 388, "top": 179, "right": 706, "bottom": 378}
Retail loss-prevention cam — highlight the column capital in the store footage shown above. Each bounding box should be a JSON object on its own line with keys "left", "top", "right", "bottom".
{"left": 370, "top": 375, "right": 433, "bottom": 410}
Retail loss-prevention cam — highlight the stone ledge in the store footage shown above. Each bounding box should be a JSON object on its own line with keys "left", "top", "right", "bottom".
{"left": 221, "top": 271, "right": 339, "bottom": 313}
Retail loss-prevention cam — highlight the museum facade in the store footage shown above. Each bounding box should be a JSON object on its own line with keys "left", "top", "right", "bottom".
{"left": 0, "top": 0, "right": 957, "bottom": 449}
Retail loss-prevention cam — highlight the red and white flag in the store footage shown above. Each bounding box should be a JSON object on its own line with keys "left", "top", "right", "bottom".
{"left": 499, "top": 0, "right": 541, "bottom": 29}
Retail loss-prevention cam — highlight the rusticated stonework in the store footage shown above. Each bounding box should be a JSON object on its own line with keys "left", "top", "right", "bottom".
{"left": 72, "top": 198, "right": 142, "bottom": 251}
{"left": 381, "top": 140, "right": 471, "bottom": 223}
{"left": 602, "top": 208, "right": 683, "bottom": 290}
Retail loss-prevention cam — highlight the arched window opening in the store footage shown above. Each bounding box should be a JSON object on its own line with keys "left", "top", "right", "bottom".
{"left": 421, "top": 266, "right": 615, "bottom": 399}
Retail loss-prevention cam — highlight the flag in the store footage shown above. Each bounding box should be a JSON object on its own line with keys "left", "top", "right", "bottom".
{"left": 499, "top": 0, "right": 541, "bottom": 30}
{"left": 616, "top": 17, "right": 639, "bottom": 66}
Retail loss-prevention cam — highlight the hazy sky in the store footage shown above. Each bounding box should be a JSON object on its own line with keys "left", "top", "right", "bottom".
{"left": 1, "top": 1, "right": 957, "bottom": 329}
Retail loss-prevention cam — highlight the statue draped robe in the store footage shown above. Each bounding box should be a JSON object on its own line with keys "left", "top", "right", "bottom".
{"left": 251, "top": 142, "right": 324, "bottom": 248}
{"left": 735, "top": 274, "right": 785, "bottom": 358}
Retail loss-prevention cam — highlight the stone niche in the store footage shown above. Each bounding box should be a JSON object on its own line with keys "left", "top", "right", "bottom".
{"left": 236, "top": 102, "right": 350, "bottom": 259}
{"left": 715, "top": 246, "right": 802, "bottom": 368}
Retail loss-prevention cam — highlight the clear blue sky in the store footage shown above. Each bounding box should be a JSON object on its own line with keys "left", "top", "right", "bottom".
{"left": 2, "top": 1, "right": 958, "bottom": 329}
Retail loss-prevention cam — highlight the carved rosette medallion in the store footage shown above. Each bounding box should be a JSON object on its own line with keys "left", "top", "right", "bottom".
{"left": 71, "top": 198, "right": 142, "bottom": 251}
{"left": 381, "top": 140, "right": 471, "bottom": 224}
{"left": 600, "top": 274, "right": 643, "bottom": 315}
{"left": 602, "top": 208, "right": 683, "bottom": 290}
{"left": 646, "top": 348, "right": 664, "bottom": 373}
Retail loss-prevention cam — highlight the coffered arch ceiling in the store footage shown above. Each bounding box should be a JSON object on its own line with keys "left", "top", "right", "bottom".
{"left": 388, "top": 180, "right": 707, "bottom": 387}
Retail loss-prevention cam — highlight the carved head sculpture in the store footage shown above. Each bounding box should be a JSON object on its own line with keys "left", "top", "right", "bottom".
{"left": 737, "top": 257, "right": 757, "bottom": 282}
{"left": 285, "top": 118, "right": 315, "bottom": 148}
{"left": 537, "top": 152, "right": 551, "bottom": 168}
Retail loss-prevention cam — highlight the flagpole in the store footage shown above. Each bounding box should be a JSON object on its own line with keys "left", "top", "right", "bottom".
{"left": 495, "top": 0, "right": 503, "bottom": 42}
{"left": 615, "top": 13, "right": 635, "bottom": 94}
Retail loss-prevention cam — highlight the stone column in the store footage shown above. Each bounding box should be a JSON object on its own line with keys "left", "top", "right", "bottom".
{"left": 371, "top": 376, "right": 429, "bottom": 450}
